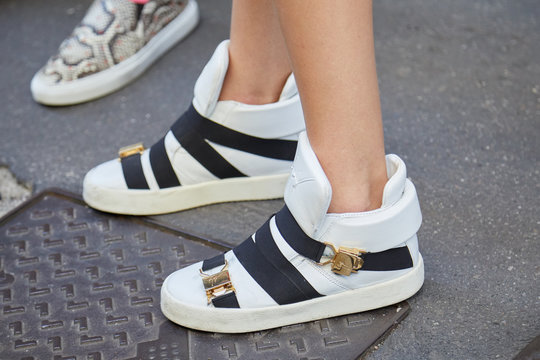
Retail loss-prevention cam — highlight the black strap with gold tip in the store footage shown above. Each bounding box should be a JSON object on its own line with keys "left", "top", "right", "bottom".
{"left": 274, "top": 206, "right": 414, "bottom": 271}
{"left": 200, "top": 254, "right": 240, "bottom": 309}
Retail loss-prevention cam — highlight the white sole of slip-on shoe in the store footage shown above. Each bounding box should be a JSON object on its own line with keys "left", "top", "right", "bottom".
{"left": 31, "top": 0, "right": 199, "bottom": 106}
{"left": 83, "top": 172, "right": 289, "bottom": 215}
{"left": 160, "top": 255, "right": 424, "bottom": 333}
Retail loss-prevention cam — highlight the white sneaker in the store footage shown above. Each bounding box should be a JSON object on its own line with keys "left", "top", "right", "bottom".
{"left": 160, "top": 132, "right": 424, "bottom": 333}
{"left": 83, "top": 40, "right": 305, "bottom": 215}
{"left": 31, "top": 0, "right": 199, "bottom": 105}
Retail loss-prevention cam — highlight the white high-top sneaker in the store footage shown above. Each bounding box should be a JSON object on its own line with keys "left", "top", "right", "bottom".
{"left": 160, "top": 132, "right": 425, "bottom": 333}
{"left": 83, "top": 40, "right": 305, "bottom": 215}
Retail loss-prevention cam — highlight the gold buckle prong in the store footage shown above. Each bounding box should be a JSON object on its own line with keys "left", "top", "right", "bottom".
{"left": 118, "top": 142, "right": 145, "bottom": 159}
{"left": 317, "top": 242, "right": 366, "bottom": 276}
{"left": 200, "top": 261, "right": 236, "bottom": 304}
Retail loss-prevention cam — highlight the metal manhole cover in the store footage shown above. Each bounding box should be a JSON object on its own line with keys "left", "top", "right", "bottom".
{"left": 0, "top": 189, "right": 410, "bottom": 360}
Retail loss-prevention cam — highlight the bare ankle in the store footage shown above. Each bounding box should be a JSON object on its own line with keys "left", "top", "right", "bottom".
{"left": 318, "top": 150, "right": 388, "bottom": 213}
{"left": 218, "top": 68, "right": 289, "bottom": 105}
{"left": 218, "top": 49, "right": 291, "bottom": 105}
{"left": 327, "top": 173, "right": 387, "bottom": 213}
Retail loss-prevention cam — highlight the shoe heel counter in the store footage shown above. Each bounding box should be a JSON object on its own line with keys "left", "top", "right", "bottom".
{"left": 404, "top": 234, "right": 420, "bottom": 266}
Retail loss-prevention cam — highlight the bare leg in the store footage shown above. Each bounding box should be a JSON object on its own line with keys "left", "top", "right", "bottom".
{"left": 218, "top": 0, "right": 292, "bottom": 105}
{"left": 274, "top": 0, "right": 387, "bottom": 212}
{"left": 219, "top": 0, "right": 386, "bottom": 212}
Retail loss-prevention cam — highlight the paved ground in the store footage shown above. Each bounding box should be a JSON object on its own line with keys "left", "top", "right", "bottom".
{"left": 0, "top": 167, "right": 31, "bottom": 217}
{"left": 1, "top": 0, "right": 539, "bottom": 359}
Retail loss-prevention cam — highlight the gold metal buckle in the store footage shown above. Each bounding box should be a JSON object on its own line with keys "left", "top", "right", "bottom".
{"left": 317, "top": 243, "right": 366, "bottom": 276}
{"left": 118, "top": 142, "right": 145, "bottom": 159}
{"left": 200, "top": 261, "right": 236, "bottom": 304}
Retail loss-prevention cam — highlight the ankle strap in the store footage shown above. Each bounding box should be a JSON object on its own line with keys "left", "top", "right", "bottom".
{"left": 275, "top": 206, "right": 414, "bottom": 271}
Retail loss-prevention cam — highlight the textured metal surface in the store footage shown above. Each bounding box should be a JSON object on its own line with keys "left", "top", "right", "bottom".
{"left": 0, "top": 189, "right": 410, "bottom": 359}
{"left": 187, "top": 304, "right": 410, "bottom": 360}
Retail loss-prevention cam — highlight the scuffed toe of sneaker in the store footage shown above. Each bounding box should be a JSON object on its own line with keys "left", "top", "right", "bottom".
{"left": 162, "top": 263, "right": 208, "bottom": 308}
{"left": 83, "top": 158, "right": 132, "bottom": 212}
{"left": 84, "top": 159, "right": 128, "bottom": 192}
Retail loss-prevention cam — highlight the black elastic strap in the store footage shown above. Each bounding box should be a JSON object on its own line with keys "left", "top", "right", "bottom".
{"left": 255, "top": 219, "right": 322, "bottom": 300}
{"left": 234, "top": 233, "right": 314, "bottom": 305}
{"left": 187, "top": 106, "right": 297, "bottom": 161}
{"left": 171, "top": 107, "right": 245, "bottom": 179}
{"left": 212, "top": 292, "right": 240, "bottom": 308}
{"left": 121, "top": 154, "right": 150, "bottom": 190}
{"left": 275, "top": 206, "right": 326, "bottom": 262}
{"left": 362, "top": 247, "right": 413, "bottom": 271}
{"left": 275, "top": 206, "right": 414, "bottom": 271}
{"left": 171, "top": 104, "right": 297, "bottom": 164}
{"left": 202, "top": 253, "right": 225, "bottom": 272}
{"left": 149, "top": 137, "right": 181, "bottom": 189}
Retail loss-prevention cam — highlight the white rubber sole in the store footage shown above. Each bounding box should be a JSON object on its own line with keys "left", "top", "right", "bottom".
{"left": 83, "top": 173, "right": 290, "bottom": 215}
{"left": 160, "top": 255, "right": 425, "bottom": 333}
{"left": 31, "top": 0, "right": 199, "bottom": 106}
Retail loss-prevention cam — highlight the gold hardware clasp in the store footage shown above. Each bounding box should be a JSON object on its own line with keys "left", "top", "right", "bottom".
{"left": 200, "top": 261, "right": 236, "bottom": 304}
{"left": 118, "top": 142, "right": 145, "bottom": 159}
{"left": 318, "top": 243, "right": 366, "bottom": 276}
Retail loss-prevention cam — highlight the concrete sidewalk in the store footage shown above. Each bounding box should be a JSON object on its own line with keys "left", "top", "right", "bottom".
{"left": 1, "top": 0, "right": 539, "bottom": 358}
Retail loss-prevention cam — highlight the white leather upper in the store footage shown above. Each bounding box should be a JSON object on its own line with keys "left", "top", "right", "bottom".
{"left": 209, "top": 98, "right": 304, "bottom": 139}
{"left": 285, "top": 132, "right": 422, "bottom": 252}
{"left": 193, "top": 40, "right": 229, "bottom": 118}
{"left": 164, "top": 130, "right": 219, "bottom": 185}
{"left": 140, "top": 148, "right": 159, "bottom": 190}
{"left": 193, "top": 40, "right": 304, "bottom": 140}
{"left": 84, "top": 158, "right": 128, "bottom": 190}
